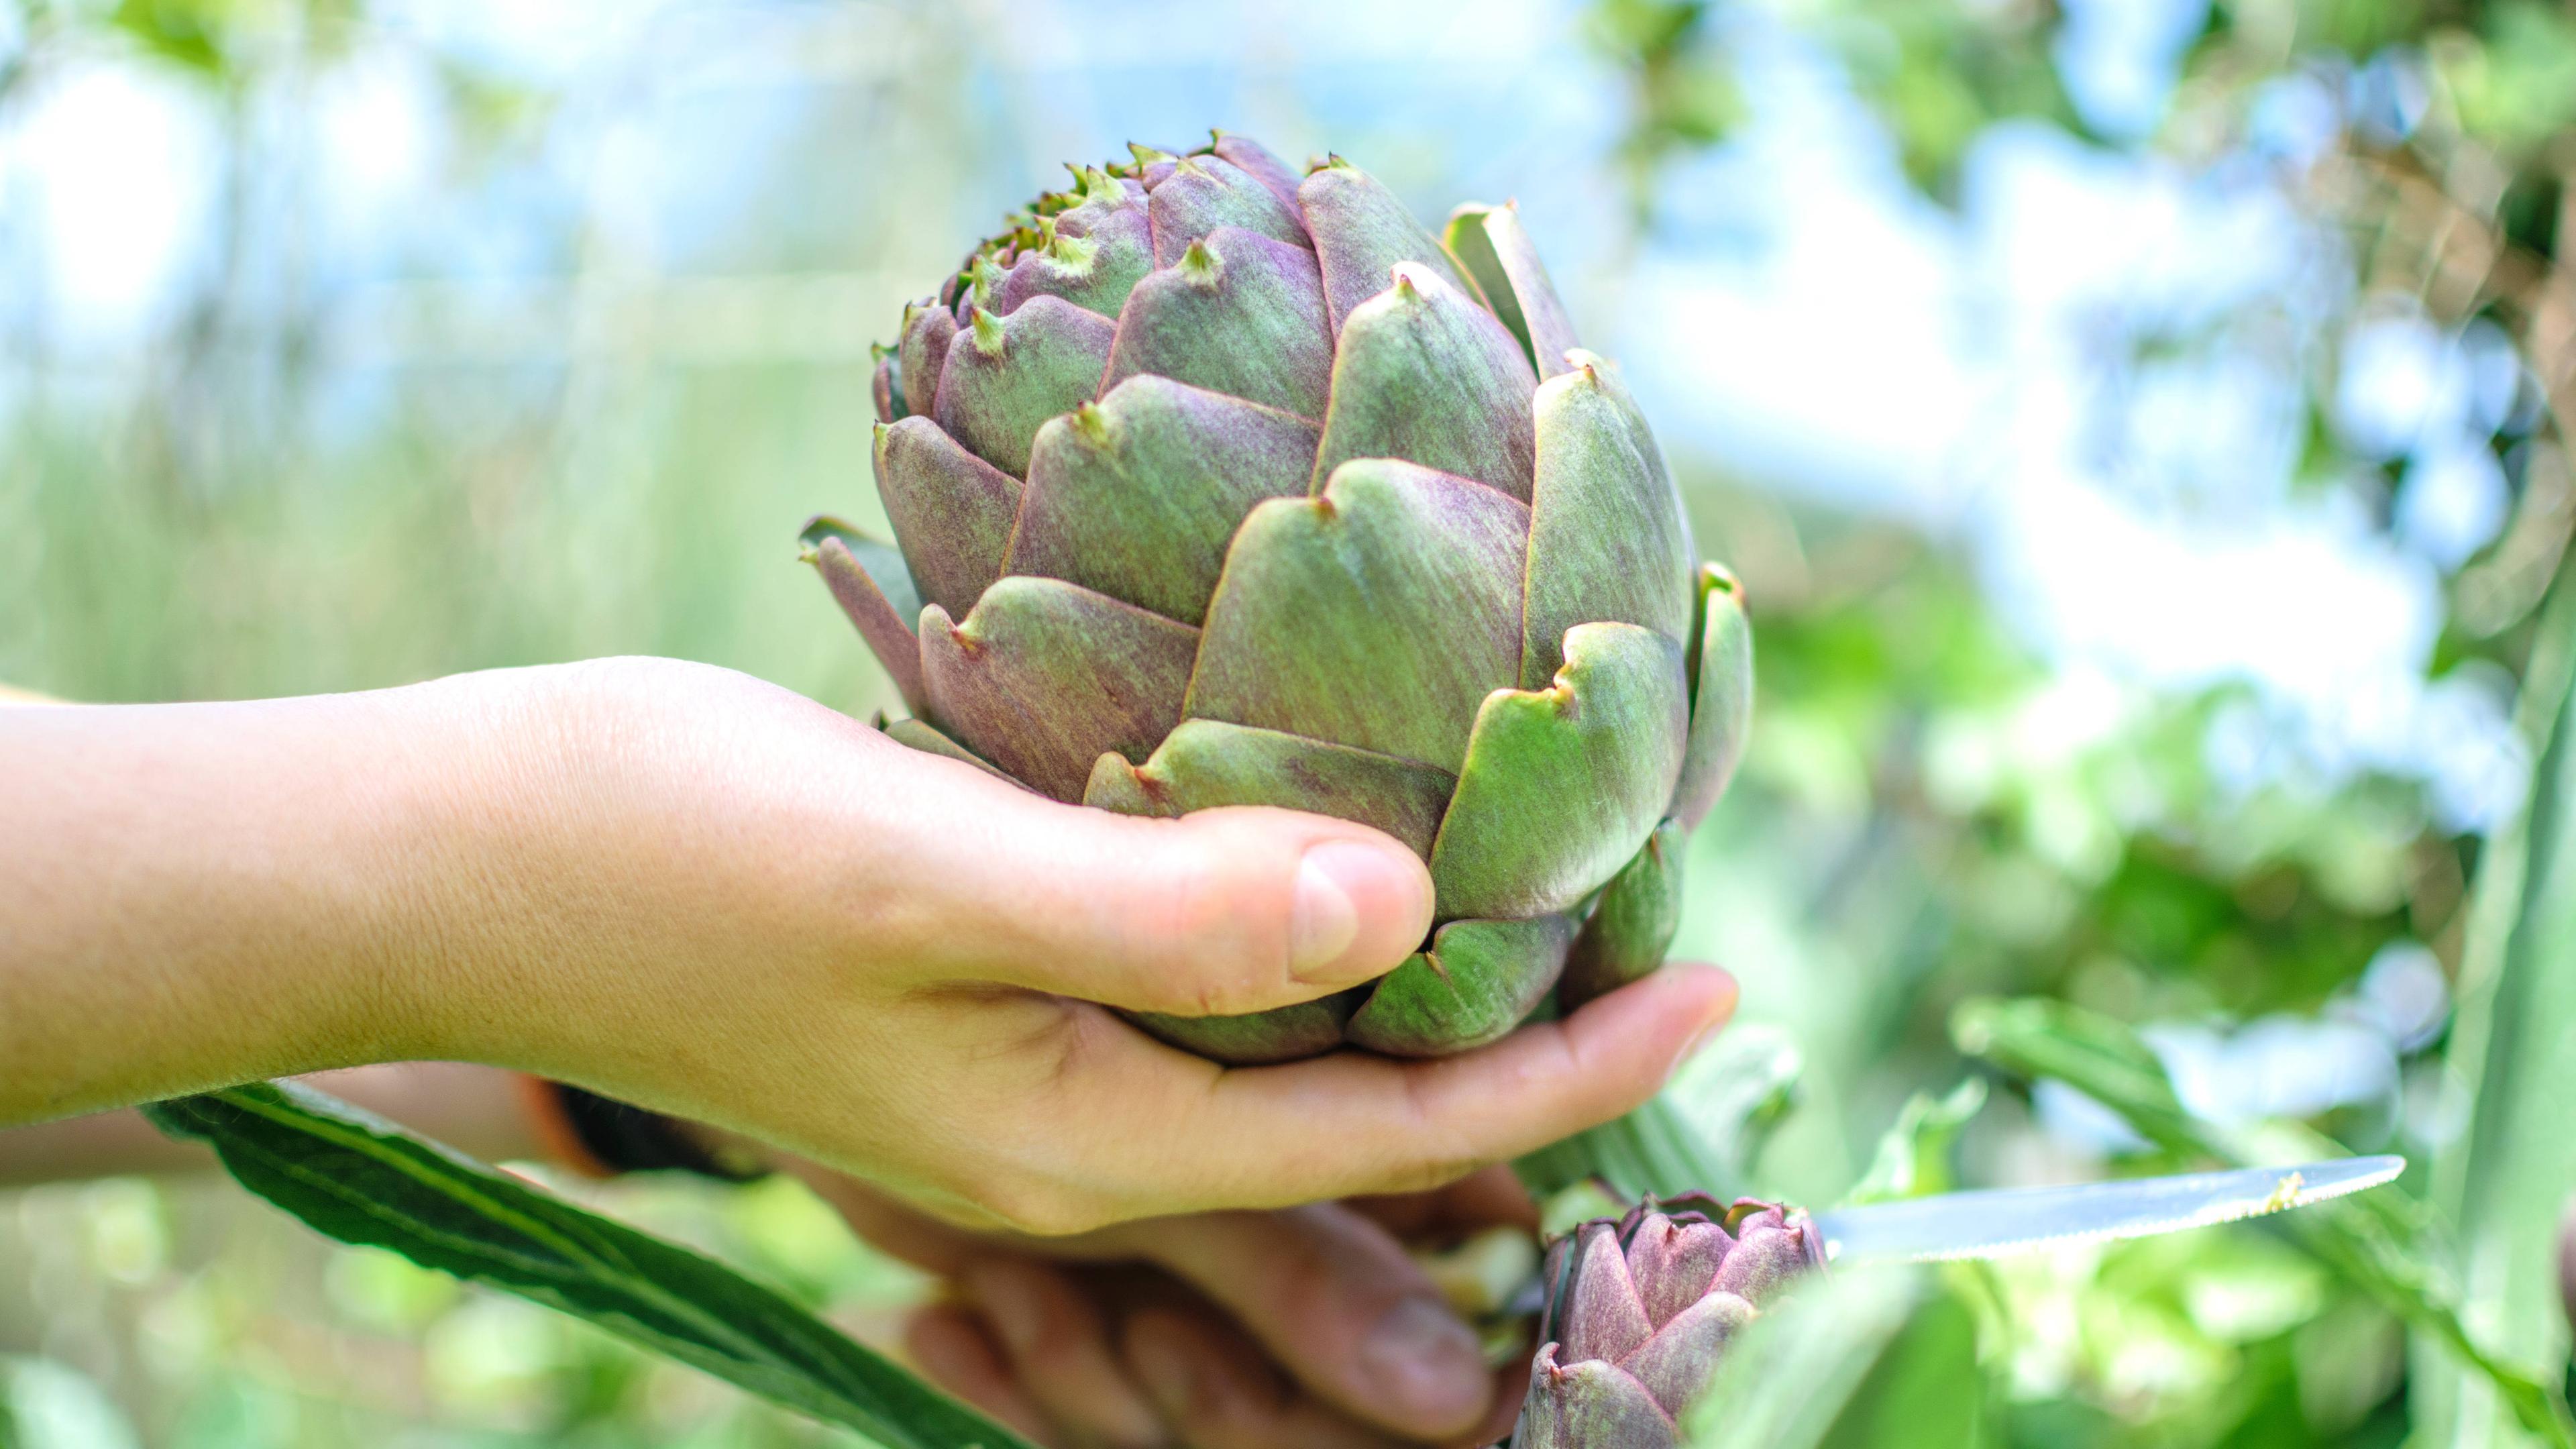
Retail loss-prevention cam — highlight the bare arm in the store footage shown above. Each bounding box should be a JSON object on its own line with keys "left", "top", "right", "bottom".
{"left": 0, "top": 1061, "right": 547, "bottom": 1185}
{"left": 1, "top": 660, "right": 1733, "bottom": 1235}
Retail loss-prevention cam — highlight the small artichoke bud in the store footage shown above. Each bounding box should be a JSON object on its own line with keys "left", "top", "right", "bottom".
{"left": 1513, "top": 1194, "right": 1825, "bottom": 1449}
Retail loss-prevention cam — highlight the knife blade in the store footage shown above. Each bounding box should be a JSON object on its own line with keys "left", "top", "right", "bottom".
{"left": 1811, "top": 1155, "right": 2405, "bottom": 1266}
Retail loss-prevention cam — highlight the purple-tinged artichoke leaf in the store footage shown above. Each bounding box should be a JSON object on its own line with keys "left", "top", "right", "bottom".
{"left": 920, "top": 577, "right": 1197, "bottom": 802}
{"left": 1309, "top": 264, "right": 1539, "bottom": 501}
{"left": 1561, "top": 819, "right": 1684, "bottom": 1011}
{"left": 1444, "top": 201, "right": 1582, "bottom": 380}
{"left": 1561, "top": 1222, "right": 1656, "bottom": 1363}
{"left": 800, "top": 517, "right": 926, "bottom": 714}
{"left": 1429, "top": 622, "right": 1689, "bottom": 920}
{"left": 1208, "top": 131, "right": 1305, "bottom": 212}
{"left": 1671, "top": 565, "right": 1754, "bottom": 830}
{"left": 992, "top": 204, "right": 1155, "bottom": 321}
{"left": 1296, "top": 158, "right": 1485, "bottom": 335}
{"left": 873, "top": 417, "right": 1023, "bottom": 621}
{"left": 1185, "top": 459, "right": 1527, "bottom": 775}
{"left": 898, "top": 299, "right": 957, "bottom": 420}
{"left": 1104, "top": 227, "right": 1334, "bottom": 421}
{"left": 1515, "top": 1346, "right": 1681, "bottom": 1449}
{"left": 1016, "top": 377, "right": 1318, "bottom": 626}
{"left": 1128, "top": 991, "right": 1360, "bottom": 1065}
{"left": 1148, "top": 154, "right": 1313, "bottom": 263}
{"left": 1082, "top": 720, "right": 1456, "bottom": 860}
{"left": 1050, "top": 166, "right": 1146, "bottom": 239}
{"left": 871, "top": 346, "right": 902, "bottom": 425}
{"left": 1709, "top": 1211, "right": 1815, "bottom": 1307}
{"left": 1621, "top": 1289, "right": 1756, "bottom": 1416}
{"left": 1346, "top": 913, "right": 1572, "bottom": 1057}
{"left": 930, "top": 296, "right": 1116, "bottom": 477}
{"left": 1521, "top": 352, "right": 1697, "bottom": 685}
{"left": 1623, "top": 1209, "right": 1731, "bottom": 1330}
{"left": 881, "top": 715, "right": 1014, "bottom": 784}
{"left": 1125, "top": 140, "right": 1183, "bottom": 187}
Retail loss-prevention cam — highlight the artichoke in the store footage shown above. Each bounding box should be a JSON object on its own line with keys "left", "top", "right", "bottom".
{"left": 804, "top": 132, "right": 1752, "bottom": 1063}
{"left": 1515, "top": 1195, "right": 1825, "bottom": 1448}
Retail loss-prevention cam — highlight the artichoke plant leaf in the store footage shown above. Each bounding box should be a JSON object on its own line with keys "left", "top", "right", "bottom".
{"left": 1146, "top": 154, "right": 1312, "bottom": 264}
{"left": 922, "top": 576, "right": 1197, "bottom": 802}
{"left": 897, "top": 300, "right": 957, "bottom": 419}
{"left": 1130, "top": 990, "right": 1360, "bottom": 1065}
{"left": 1560, "top": 818, "right": 1686, "bottom": 1010}
{"left": 1444, "top": 201, "right": 1582, "bottom": 380}
{"left": 1185, "top": 458, "right": 1527, "bottom": 775}
{"left": 931, "top": 294, "right": 1116, "bottom": 478}
{"left": 800, "top": 517, "right": 926, "bottom": 712}
{"left": 1672, "top": 566, "right": 1753, "bottom": 830}
{"left": 1083, "top": 719, "right": 1456, "bottom": 859}
{"left": 991, "top": 201, "right": 1154, "bottom": 321}
{"left": 1309, "top": 264, "right": 1539, "bottom": 501}
{"left": 1348, "top": 913, "right": 1574, "bottom": 1057}
{"left": 1102, "top": 226, "right": 1335, "bottom": 421}
{"left": 1431, "top": 621, "right": 1690, "bottom": 920}
{"left": 881, "top": 715, "right": 1012, "bottom": 782}
{"left": 1297, "top": 158, "right": 1481, "bottom": 335}
{"left": 1014, "top": 377, "right": 1318, "bottom": 627}
{"left": 143, "top": 1083, "right": 1037, "bottom": 1449}
{"left": 1521, "top": 354, "right": 1698, "bottom": 686}
{"left": 874, "top": 417, "right": 1022, "bottom": 620}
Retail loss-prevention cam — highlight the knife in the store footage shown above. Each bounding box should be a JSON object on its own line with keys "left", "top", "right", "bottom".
{"left": 1811, "top": 1155, "right": 2406, "bottom": 1266}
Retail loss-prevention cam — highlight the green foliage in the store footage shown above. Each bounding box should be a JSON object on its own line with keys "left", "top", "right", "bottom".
{"left": 1686, "top": 1267, "right": 1998, "bottom": 1449}
{"left": 143, "top": 1083, "right": 1033, "bottom": 1449}
{"left": 1844, "top": 1078, "right": 1984, "bottom": 1206}
{"left": 1952, "top": 994, "right": 2576, "bottom": 1445}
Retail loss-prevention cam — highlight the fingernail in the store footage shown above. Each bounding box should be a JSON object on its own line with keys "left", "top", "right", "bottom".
{"left": 1289, "top": 839, "right": 1406, "bottom": 981}
{"left": 965, "top": 1265, "right": 1044, "bottom": 1356}
{"left": 1356, "top": 1296, "right": 1489, "bottom": 1430}
{"left": 1665, "top": 1012, "right": 1726, "bottom": 1079}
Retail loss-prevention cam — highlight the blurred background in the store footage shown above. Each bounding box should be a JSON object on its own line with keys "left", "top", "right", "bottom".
{"left": 3, "top": 0, "right": 2572, "bottom": 1443}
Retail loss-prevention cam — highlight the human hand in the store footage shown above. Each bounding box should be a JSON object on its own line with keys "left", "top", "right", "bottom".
{"left": 797, "top": 1159, "right": 1542, "bottom": 1448}
{"left": 2, "top": 658, "right": 1735, "bottom": 1236}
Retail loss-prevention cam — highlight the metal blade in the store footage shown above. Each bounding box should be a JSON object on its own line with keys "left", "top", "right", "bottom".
{"left": 1812, "top": 1155, "right": 2406, "bottom": 1266}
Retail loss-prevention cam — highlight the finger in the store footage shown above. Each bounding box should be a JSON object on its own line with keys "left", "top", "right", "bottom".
{"left": 1044, "top": 964, "right": 1736, "bottom": 1220}
{"left": 1110, "top": 1203, "right": 1493, "bottom": 1440}
{"left": 856, "top": 741, "right": 1435, "bottom": 1014}
{"left": 906, "top": 1303, "right": 1059, "bottom": 1446}
{"left": 961, "top": 1259, "right": 1167, "bottom": 1448}
{"left": 1122, "top": 1307, "right": 1411, "bottom": 1449}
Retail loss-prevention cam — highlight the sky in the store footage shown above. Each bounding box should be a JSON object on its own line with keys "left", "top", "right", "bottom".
{"left": 0, "top": 0, "right": 2530, "bottom": 830}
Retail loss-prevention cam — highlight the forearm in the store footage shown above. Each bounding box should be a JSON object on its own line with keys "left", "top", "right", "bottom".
{"left": 0, "top": 688, "right": 500, "bottom": 1124}
{"left": 0, "top": 1061, "right": 553, "bottom": 1185}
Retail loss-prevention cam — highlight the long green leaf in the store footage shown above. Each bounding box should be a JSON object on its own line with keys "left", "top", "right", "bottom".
{"left": 144, "top": 1083, "right": 1034, "bottom": 1449}
{"left": 1952, "top": 996, "right": 2576, "bottom": 1446}
{"left": 2420, "top": 571, "right": 2576, "bottom": 1447}
{"left": 1684, "top": 1267, "right": 1936, "bottom": 1449}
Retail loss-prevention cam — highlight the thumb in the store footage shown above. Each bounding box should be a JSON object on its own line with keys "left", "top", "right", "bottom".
{"left": 869, "top": 742, "right": 1434, "bottom": 1017}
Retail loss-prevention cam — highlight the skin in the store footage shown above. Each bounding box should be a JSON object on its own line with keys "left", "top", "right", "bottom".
{"left": 0, "top": 657, "right": 1739, "bottom": 1444}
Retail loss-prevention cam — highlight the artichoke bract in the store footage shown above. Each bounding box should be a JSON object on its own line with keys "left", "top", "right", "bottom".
{"left": 805, "top": 132, "right": 1752, "bottom": 1064}
{"left": 1516, "top": 1195, "right": 1825, "bottom": 1448}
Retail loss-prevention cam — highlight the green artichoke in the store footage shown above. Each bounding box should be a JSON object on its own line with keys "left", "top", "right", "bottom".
{"left": 1516, "top": 1195, "right": 1823, "bottom": 1448}
{"left": 804, "top": 132, "right": 1751, "bottom": 1063}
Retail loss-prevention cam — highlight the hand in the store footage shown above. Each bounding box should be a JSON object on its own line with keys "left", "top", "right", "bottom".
{"left": 796, "top": 1159, "right": 1542, "bottom": 1448}
{"left": 1, "top": 659, "right": 1737, "bottom": 1235}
